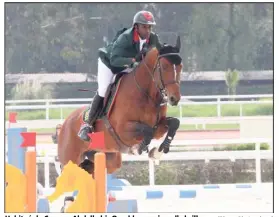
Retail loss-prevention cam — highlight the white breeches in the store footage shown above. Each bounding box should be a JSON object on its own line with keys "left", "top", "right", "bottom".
{"left": 97, "top": 58, "right": 133, "bottom": 97}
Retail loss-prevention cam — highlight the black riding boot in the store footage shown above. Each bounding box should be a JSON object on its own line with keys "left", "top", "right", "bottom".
{"left": 78, "top": 93, "right": 104, "bottom": 141}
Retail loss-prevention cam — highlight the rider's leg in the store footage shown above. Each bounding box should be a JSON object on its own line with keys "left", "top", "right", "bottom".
{"left": 78, "top": 58, "right": 114, "bottom": 142}
{"left": 97, "top": 58, "right": 115, "bottom": 98}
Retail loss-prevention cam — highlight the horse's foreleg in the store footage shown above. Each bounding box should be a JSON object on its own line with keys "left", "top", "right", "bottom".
{"left": 159, "top": 117, "right": 180, "bottom": 153}
{"left": 134, "top": 123, "right": 154, "bottom": 155}
{"left": 119, "top": 121, "right": 154, "bottom": 155}
{"left": 149, "top": 117, "right": 180, "bottom": 159}
{"left": 153, "top": 118, "right": 168, "bottom": 139}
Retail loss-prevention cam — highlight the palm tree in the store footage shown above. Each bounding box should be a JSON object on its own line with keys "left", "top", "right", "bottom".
{"left": 225, "top": 69, "right": 239, "bottom": 98}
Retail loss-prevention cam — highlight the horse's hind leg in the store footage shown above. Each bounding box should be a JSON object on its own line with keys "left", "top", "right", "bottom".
{"left": 79, "top": 151, "right": 96, "bottom": 176}
{"left": 78, "top": 151, "right": 121, "bottom": 176}
{"left": 79, "top": 159, "right": 94, "bottom": 175}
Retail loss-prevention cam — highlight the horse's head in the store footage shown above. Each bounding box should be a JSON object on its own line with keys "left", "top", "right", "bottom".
{"left": 144, "top": 36, "right": 183, "bottom": 106}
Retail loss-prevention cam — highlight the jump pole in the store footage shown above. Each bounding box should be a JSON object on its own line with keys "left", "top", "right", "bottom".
{"left": 7, "top": 127, "right": 37, "bottom": 212}
{"left": 89, "top": 132, "right": 107, "bottom": 212}
{"left": 94, "top": 152, "right": 107, "bottom": 212}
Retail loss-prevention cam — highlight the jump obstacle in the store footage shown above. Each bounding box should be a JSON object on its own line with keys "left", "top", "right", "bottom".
{"left": 5, "top": 126, "right": 136, "bottom": 212}
{"left": 5, "top": 126, "right": 193, "bottom": 212}
{"left": 6, "top": 126, "right": 267, "bottom": 213}
{"left": 5, "top": 127, "right": 108, "bottom": 213}
{"left": 6, "top": 127, "right": 50, "bottom": 212}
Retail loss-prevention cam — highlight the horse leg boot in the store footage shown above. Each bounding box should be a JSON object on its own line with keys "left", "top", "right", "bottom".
{"left": 78, "top": 93, "right": 104, "bottom": 142}
{"left": 148, "top": 117, "right": 180, "bottom": 160}
{"left": 159, "top": 117, "right": 180, "bottom": 153}
{"left": 135, "top": 123, "right": 154, "bottom": 155}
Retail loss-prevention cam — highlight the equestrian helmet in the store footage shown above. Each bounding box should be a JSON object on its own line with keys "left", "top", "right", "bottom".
{"left": 133, "top": 10, "right": 156, "bottom": 26}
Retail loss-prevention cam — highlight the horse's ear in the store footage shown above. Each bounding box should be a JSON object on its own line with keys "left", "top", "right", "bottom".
{"left": 175, "top": 36, "right": 181, "bottom": 52}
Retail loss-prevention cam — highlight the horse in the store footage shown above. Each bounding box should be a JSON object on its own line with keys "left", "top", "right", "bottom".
{"left": 57, "top": 36, "right": 183, "bottom": 176}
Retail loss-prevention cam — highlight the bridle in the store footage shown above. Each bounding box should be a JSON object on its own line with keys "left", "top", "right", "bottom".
{"left": 133, "top": 52, "right": 180, "bottom": 106}
{"left": 103, "top": 50, "right": 182, "bottom": 152}
{"left": 133, "top": 51, "right": 181, "bottom": 129}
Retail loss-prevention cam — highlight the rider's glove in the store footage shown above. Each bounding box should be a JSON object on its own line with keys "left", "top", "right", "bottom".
{"left": 131, "top": 61, "right": 140, "bottom": 68}
{"left": 134, "top": 43, "right": 149, "bottom": 62}
{"left": 134, "top": 53, "right": 142, "bottom": 62}
{"left": 141, "top": 43, "right": 149, "bottom": 55}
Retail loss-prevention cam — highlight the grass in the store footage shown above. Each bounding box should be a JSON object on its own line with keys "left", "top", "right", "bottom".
{"left": 24, "top": 123, "right": 239, "bottom": 134}
{"left": 179, "top": 123, "right": 239, "bottom": 130}
{"left": 28, "top": 128, "right": 56, "bottom": 134}
{"left": 213, "top": 143, "right": 270, "bottom": 151}
{"left": 5, "top": 103, "right": 273, "bottom": 120}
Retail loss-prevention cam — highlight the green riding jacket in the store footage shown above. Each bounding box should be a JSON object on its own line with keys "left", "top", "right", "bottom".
{"left": 98, "top": 27, "right": 161, "bottom": 74}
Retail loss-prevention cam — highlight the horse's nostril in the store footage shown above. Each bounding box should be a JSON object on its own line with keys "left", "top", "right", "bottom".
{"left": 170, "top": 96, "right": 176, "bottom": 102}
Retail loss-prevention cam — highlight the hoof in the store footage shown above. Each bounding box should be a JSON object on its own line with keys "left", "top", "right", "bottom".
{"left": 79, "top": 159, "right": 94, "bottom": 174}
{"left": 137, "top": 144, "right": 148, "bottom": 155}
{"left": 163, "top": 147, "right": 170, "bottom": 154}
{"left": 128, "top": 146, "right": 140, "bottom": 155}
{"left": 148, "top": 147, "right": 163, "bottom": 160}
{"left": 137, "top": 148, "right": 143, "bottom": 155}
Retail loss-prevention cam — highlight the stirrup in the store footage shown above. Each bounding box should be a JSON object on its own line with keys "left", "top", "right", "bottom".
{"left": 78, "top": 124, "right": 93, "bottom": 141}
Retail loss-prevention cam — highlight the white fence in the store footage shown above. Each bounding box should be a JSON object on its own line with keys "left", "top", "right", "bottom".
{"left": 9, "top": 138, "right": 272, "bottom": 188}
{"left": 5, "top": 94, "right": 273, "bottom": 120}
{"left": 5, "top": 115, "right": 273, "bottom": 130}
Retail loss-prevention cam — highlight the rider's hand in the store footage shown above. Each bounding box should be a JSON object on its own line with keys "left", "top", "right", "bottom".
{"left": 131, "top": 61, "right": 139, "bottom": 68}
{"left": 131, "top": 58, "right": 139, "bottom": 67}
{"left": 141, "top": 43, "right": 149, "bottom": 56}
{"left": 134, "top": 53, "right": 142, "bottom": 62}
{"left": 135, "top": 44, "right": 149, "bottom": 62}
{"left": 124, "top": 58, "right": 136, "bottom": 68}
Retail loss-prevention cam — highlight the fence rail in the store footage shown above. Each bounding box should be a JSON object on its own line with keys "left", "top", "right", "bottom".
{"left": 6, "top": 137, "right": 272, "bottom": 188}
{"left": 5, "top": 94, "right": 273, "bottom": 104}
{"left": 5, "top": 94, "right": 273, "bottom": 120}
{"left": 5, "top": 116, "right": 273, "bottom": 129}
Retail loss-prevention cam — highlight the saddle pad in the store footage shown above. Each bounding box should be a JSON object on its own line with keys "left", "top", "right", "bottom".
{"left": 82, "top": 106, "right": 90, "bottom": 123}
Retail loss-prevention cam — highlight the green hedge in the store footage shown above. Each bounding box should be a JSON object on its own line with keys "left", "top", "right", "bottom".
{"left": 38, "top": 143, "right": 272, "bottom": 187}
{"left": 5, "top": 102, "right": 273, "bottom": 120}
{"left": 114, "top": 160, "right": 273, "bottom": 185}
{"left": 213, "top": 143, "right": 270, "bottom": 151}
{"left": 41, "top": 159, "right": 273, "bottom": 187}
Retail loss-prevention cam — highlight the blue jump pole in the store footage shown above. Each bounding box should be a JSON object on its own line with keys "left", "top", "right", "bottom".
{"left": 7, "top": 127, "right": 27, "bottom": 173}
{"left": 7, "top": 127, "right": 50, "bottom": 212}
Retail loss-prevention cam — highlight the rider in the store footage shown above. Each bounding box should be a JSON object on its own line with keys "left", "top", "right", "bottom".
{"left": 78, "top": 10, "right": 162, "bottom": 142}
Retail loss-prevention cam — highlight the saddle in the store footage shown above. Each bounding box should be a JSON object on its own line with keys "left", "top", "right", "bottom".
{"left": 103, "top": 72, "right": 126, "bottom": 109}
{"left": 82, "top": 72, "right": 126, "bottom": 123}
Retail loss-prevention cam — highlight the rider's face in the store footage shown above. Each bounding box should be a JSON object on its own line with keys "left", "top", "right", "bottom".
{"left": 137, "top": 24, "right": 152, "bottom": 39}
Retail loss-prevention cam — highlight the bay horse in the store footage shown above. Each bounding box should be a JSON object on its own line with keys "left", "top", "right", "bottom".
{"left": 57, "top": 36, "right": 183, "bottom": 176}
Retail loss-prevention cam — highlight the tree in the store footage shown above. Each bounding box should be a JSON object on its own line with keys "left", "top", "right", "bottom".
{"left": 225, "top": 69, "right": 239, "bottom": 96}
{"left": 5, "top": 3, "right": 273, "bottom": 74}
